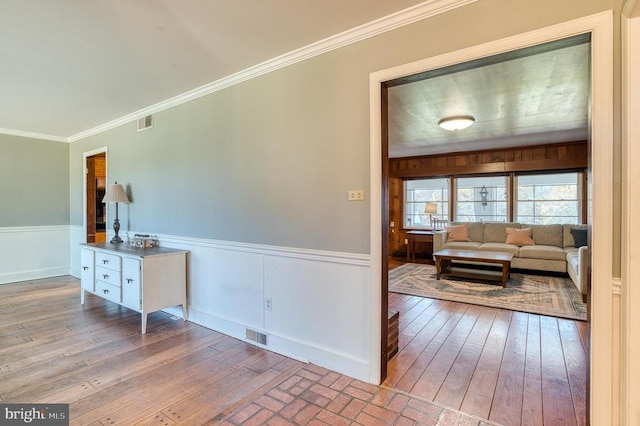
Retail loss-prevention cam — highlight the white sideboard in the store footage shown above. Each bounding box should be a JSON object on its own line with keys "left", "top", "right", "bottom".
{"left": 80, "top": 242, "right": 189, "bottom": 334}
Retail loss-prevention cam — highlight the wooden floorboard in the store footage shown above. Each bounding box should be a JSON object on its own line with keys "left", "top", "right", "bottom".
{"left": 1, "top": 269, "right": 587, "bottom": 425}
{"left": 385, "top": 257, "right": 588, "bottom": 426}
{"left": 1, "top": 276, "right": 498, "bottom": 426}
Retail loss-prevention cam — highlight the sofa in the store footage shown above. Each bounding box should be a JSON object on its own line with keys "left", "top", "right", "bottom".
{"left": 432, "top": 222, "right": 588, "bottom": 298}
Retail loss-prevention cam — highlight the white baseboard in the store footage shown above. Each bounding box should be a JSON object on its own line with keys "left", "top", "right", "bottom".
{"left": 0, "top": 267, "right": 69, "bottom": 285}
{"left": 172, "top": 305, "right": 370, "bottom": 381}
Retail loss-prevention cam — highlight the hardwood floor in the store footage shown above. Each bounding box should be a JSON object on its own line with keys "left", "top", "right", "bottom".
{"left": 1, "top": 276, "right": 497, "bottom": 426}
{"left": 384, "top": 258, "right": 588, "bottom": 426}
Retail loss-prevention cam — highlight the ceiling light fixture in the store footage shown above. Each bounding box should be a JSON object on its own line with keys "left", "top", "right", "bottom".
{"left": 438, "top": 115, "right": 475, "bottom": 131}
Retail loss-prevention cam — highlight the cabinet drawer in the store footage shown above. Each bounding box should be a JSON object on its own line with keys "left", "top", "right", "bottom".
{"left": 95, "top": 252, "right": 121, "bottom": 271}
{"left": 95, "top": 281, "right": 121, "bottom": 303}
{"left": 95, "top": 266, "right": 121, "bottom": 287}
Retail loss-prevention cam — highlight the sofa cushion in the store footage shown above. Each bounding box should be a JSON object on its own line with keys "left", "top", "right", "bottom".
{"left": 519, "top": 245, "right": 567, "bottom": 261}
{"left": 505, "top": 227, "right": 535, "bottom": 246}
{"left": 446, "top": 224, "right": 471, "bottom": 242}
{"left": 483, "top": 222, "right": 521, "bottom": 243}
{"left": 442, "top": 241, "right": 482, "bottom": 250}
{"left": 529, "top": 224, "right": 563, "bottom": 247}
{"left": 478, "top": 242, "right": 520, "bottom": 256}
{"left": 450, "top": 222, "right": 484, "bottom": 242}
{"left": 563, "top": 224, "right": 588, "bottom": 248}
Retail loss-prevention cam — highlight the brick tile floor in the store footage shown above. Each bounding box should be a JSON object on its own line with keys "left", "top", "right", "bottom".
{"left": 219, "top": 363, "right": 500, "bottom": 426}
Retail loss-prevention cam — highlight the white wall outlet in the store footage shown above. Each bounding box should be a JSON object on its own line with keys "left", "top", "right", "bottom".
{"left": 390, "top": 221, "right": 395, "bottom": 227}
{"left": 404, "top": 239, "right": 408, "bottom": 244}
{"left": 265, "top": 297, "right": 272, "bottom": 311}
{"left": 348, "top": 190, "right": 365, "bottom": 201}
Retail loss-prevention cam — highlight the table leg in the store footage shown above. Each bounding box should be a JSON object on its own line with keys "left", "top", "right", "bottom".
{"left": 435, "top": 257, "right": 441, "bottom": 279}
{"left": 502, "top": 262, "right": 511, "bottom": 288}
{"left": 142, "top": 312, "right": 147, "bottom": 334}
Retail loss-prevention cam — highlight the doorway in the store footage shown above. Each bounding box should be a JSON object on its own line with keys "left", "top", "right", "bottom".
{"left": 369, "top": 11, "right": 614, "bottom": 425}
{"left": 384, "top": 36, "right": 591, "bottom": 423}
{"left": 85, "top": 152, "right": 107, "bottom": 243}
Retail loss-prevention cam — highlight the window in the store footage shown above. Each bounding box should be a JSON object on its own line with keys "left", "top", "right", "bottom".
{"left": 404, "top": 178, "right": 449, "bottom": 228}
{"left": 455, "top": 176, "right": 508, "bottom": 222}
{"left": 401, "top": 172, "right": 584, "bottom": 228}
{"left": 516, "top": 173, "right": 580, "bottom": 224}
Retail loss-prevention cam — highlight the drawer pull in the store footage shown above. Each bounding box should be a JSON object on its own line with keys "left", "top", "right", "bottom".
{"left": 103, "top": 289, "right": 109, "bottom": 294}
{"left": 102, "top": 274, "right": 109, "bottom": 279}
{"left": 126, "top": 278, "right": 133, "bottom": 284}
{"left": 102, "top": 259, "right": 109, "bottom": 264}
{"left": 82, "top": 266, "right": 88, "bottom": 271}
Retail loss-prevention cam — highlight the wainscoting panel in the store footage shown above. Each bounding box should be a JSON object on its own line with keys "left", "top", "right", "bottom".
{"left": 188, "top": 244, "right": 265, "bottom": 331}
{"left": 128, "top": 231, "right": 373, "bottom": 381}
{"left": 264, "top": 255, "right": 372, "bottom": 379}
{"left": 0, "top": 226, "right": 70, "bottom": 284}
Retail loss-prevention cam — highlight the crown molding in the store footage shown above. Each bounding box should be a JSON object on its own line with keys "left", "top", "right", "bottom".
{"left": 0, "top": 127, "right": 69, "bottom": 143}
{"left": 66, "top": 0, "right": 476, "bottom": 143}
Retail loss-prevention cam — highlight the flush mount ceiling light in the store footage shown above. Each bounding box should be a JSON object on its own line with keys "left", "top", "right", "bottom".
{"left": 438, "top": 115, "right": 475, "bottom": 131}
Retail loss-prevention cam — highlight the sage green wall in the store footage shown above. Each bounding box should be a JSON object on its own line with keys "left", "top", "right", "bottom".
{"left": 0, "top": 134, "right": 69, "bottom": 226}
{"left": 69, "top": 0, "right": 622, "bottom": 258}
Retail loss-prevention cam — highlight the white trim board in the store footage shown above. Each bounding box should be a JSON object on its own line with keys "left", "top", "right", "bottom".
{"left": 369, "top": 10, "right": 614, "bottom": 424}
{"left": 621, "top": 6, "right": 640, "bottom": 425}
{"left": 0, "top": 128, "right": 68, "bottom": 143}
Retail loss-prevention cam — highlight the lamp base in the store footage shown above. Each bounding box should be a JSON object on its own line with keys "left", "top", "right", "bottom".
{"left": 110, "top": 235, "right": 124, "bottom": 244}
{"left": 111, "top": 216, "right": 123, "bottom": 244}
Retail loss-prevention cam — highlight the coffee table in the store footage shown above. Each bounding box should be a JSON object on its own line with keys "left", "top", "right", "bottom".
{"left": 433, "top": 249, "right": 514, "bottom": 288}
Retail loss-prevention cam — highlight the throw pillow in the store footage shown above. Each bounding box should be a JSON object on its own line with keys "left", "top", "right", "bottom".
{"left": 446, "top": 224, "right": 471, "bottom": 242}
{"left": 505, "top": 227, "right": 535, "bottom": 246}
{"left": 570, "top": 228, "right": 588, "bottom": 247}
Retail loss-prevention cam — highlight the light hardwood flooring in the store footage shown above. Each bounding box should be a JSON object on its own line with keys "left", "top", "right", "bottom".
{"left": 385, "top": 258, "right": 588, "bottom": 426}
{"left": 0, "top": 276, "right": 496, "bottom": 426}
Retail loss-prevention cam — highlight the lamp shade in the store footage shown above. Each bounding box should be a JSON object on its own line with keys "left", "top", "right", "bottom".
{"left": 102, "top": 182, "right": 130, "bottom": 204}
{"left": 424, "top": 202, "right": 438, "bottom": 214}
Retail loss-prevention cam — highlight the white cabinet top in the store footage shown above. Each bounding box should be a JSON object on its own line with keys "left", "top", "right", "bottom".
{"left": 81, "top": 242, "right": 188, "bottom": 258}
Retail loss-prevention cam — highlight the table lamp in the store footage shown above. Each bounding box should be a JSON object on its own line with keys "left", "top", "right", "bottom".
{"left": 102, "top": 181, "right": 130, "bottom": 244}
{"left": 424, "top": 202, "right": 438, "bottom": 229}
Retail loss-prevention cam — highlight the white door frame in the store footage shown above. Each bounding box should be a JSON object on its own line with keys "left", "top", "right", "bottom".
{"left": 369, "top": 11, "right": 614, "bottom": 424}
{"left": 83, "top": 147, "right": 108, "bottom": 243}
{"left": 621, "top": 2, "right": 640, "bottom": 425}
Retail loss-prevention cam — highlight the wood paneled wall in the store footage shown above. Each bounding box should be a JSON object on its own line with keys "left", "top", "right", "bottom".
{"left": 388, "top": 141, "right": 588, "bottom": 256}
{"left": 391, "top": 141, "right": 587, "bottom": 179}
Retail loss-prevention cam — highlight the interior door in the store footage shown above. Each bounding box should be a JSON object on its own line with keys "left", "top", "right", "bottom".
{"left": 86, "top": 153, "right": 106, "bottom": 243}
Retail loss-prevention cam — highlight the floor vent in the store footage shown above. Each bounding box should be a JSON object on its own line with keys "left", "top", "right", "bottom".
{"left": 137, "top": 115, "right": 153, "bottom": 131}
{"left": 246, "top": 329, "right": 268, "bottom": 345}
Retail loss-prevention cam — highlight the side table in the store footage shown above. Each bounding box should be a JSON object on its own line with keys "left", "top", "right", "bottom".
{"left": 406, "top": 230, "right": 435, "bottom": 260}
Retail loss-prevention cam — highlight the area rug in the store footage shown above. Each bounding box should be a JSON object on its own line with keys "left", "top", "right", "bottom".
{"left": 389, "top": 263, "right": 586, "bottom": 321}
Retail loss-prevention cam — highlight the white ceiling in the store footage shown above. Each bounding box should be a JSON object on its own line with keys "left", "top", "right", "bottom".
{"left": 0, "top": 0, "right": 428, "bottom": 140}
{"left": 388, "top": 39, "right": 590, "bottom": 157}
{"left": 1, "top": 0, "right": 589, "bottom": 155}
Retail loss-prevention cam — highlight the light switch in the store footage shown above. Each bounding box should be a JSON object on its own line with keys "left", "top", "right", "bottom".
{"left": 348, "top": 190, "right": 365, "bottom": 201}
